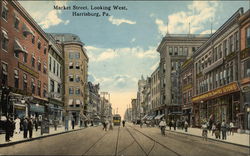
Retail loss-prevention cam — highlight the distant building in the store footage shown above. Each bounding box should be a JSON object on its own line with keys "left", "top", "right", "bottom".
{"left": 88, "top": 82, "right": 101, "bottom": 121}
{"left": 131, "top": 98, "right": 137, "bottom": 121}
{"left": 136, "top": 75, "right": 146, "bottom": 120}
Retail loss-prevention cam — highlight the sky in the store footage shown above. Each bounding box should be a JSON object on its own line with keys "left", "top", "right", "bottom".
{"left": 20, "top": 0, "right": 249, "bottom": 118}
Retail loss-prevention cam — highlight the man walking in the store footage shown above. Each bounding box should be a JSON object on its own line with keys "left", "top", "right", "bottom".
{"left": 221, "top": 120, "right": 227, "bottom": 140}
{"left": 159, "top": 118, "right": 167, "bottom": 136}
{"left": 184, "top": 120, "right": 188, "bottom": 132}
{"left": 23, "top": 118, "right": 28, "bottom": 138}
{"left": 28, "top": 118, "right": 33, "bottom": 138}
{"left": 5, "top": 116, "right": 12, "bottom": 142}
{"left": 122, "top": 120, "right": 126, "bottom": 127}
{"left": 15, "top": 117, "right": 21, "bottom": 134}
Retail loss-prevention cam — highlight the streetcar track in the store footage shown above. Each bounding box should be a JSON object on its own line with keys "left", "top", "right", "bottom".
{"left": 115, "top": 126, "right": 120, "bottom": 156}
{"left": 81, "top": 131, "right": 108, "bottom": 156}
{"left": 129, "top": 126, "right": 182, "bottom": 156}
{"left": 147, "top": 140, "right": 156, "bottom": 156}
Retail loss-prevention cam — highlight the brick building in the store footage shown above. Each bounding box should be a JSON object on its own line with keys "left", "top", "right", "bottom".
{"left": 0, "top": 0, "right": 49, "bottom": 119}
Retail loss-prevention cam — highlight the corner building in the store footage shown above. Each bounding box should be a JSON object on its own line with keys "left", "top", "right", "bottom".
{"left": 51, "top": 33, "right": 88, "bottom": 126}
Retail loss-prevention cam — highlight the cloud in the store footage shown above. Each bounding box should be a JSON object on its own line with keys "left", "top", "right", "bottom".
{"left": 108, "top": 16, "right": 136, "bottom": 26}
{"left": 150, "top": 61, "right": 159, "bottom": 71}
{"left": 200, "top": 29, "right": 216, "bottom": 34}
{"left": 86, "top": 46, "right": 158, "bottom": 62}
{"left": 20, "top": 1, "right": 70, "bottom": 29}
{"left": 155, "top": 1, "right": 219, "bottom": 35}
{"left": 130, "top": 38, "right": 136, "bottom": 43}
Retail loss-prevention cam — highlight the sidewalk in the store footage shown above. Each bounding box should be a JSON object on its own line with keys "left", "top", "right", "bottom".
{"left": 0, "top": 125, "right": 85, "bottom": 147}
{"left": 164, "top": 126, "right": 250, "bottom": 147}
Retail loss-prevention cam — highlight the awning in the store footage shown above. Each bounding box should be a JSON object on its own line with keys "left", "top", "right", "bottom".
{"left": 22, "top": 24, "right": 34, "bottom": 36}
{"left": 155, "top": 114, "right": 165, "bottom": 120}
{"left": 142, "top": 114, "right": 148, "bottom": 120}
{"left": 14, "top": 40, "right": 27, "bottom": 53}
{"left": 75, "top": 99, "right": 81, "bottom": 105}
{"left": 147, "top": 115, "right": 155, "bottom": 120}
{"left": 168, "top": 111, "right": 183, "bottom": 115}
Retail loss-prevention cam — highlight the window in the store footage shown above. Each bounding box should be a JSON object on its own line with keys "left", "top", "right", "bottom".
{"left": 37, "top": 41, "right": 41, "bottom": 50}
{"left": 57, "top": 83, "right": 61, "bottom": 94}
{"left": 75, "top": 75, "right": 80, "bottom": 82}
{"left": 229, "top": 35, "right": 234, "bottom": 53}
{"left": 184, "top": 47, "right": 188, "bottom": 56}
{"left": 218, "top": 44, "right": 222, "bottom": 59}
{"left": 1, "top": 30, "right": 9, "bottom": 51}
{"left": 43, "top": 83, "right": 47, "bottom": 98}
{"left": 75, "top": 87, "right": 80, "bottom": 95}
{"left": 43, "top": 62, "right": 47, "bottom": 74}
{"left": 14, "top": 16, "right": 20, "bottom": 30}
{"left": 242, "top": 59, "right": 250, "bottom": 78}
{"left": 223, "top": 39, "right": 228, "bottom": 56}
{"left": 14, "top": 50, "right": 19, "bottom": 58}
{"left": 31, "top": 55, "right": 35, "bottom": 67}
{"left": 37, "top": 61, "right": 41, "bottom": 71}
{"left": 23, "top": 53, "right": 27, "bottom": 63}
{"left": 32, "top": 35, "right": 35, "bottom": 44}
{"left": 179, "top": 47, "right": 183, "bottom": 56}
{"left": 247, "top": 27, "right": 250, "bottom": 48}
{"left": 174, "top": 47, "right": 178, "bottom": 55}
{"left": 2, "top": 5, "right": 8, "bottom": 21}
{"left": 69, "top": 53, "right": 74, "bottom": 59}
{"left": 192, "top": 47, "right": 196, "bottom": 53}
{"left": 75, "top": 52, "right": 80, "bottom": 59}
{"left": 50, "top": 79, "right": 54, "bottom": 92}
{"left": 14, "top": 69, "right": 19, "bottom": 88}
{"left": 169, "top": 47, "right": 173, "bottom": 55}
{"left": 69, "top": 87, "right": 74, "bottom": 95}
{"left": 49, "top": 57, "right": 52, "bottom": 71}
{"left": 44, "top": 48, "right": 47, "bottom": 55}
{"left": 214, "top": 47, "right": 217, "bottom": 62}
{"left": 31, "top": 78, "right": 35, "bottom": 94}
{"left": 23, "top": 74, "right": 27, "bottom": 91}
{"left": 53, "top": 60, "right": 56, "bottom": 74}
{"left": 1, "top": 63, "right": 8, "bottom": 86}
{"left": 37, "top": 80, "right": 41, "bottom": 96}
{"left": 69, "top": 75, "right": 74, "bottom": 82}
{"left": 75, "top": 62, "right": 80, "bottom": 69}
{"left": 69, "top": 62, "right": 73, "bottom": 69}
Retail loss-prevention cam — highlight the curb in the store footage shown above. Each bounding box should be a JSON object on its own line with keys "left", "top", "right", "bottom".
{"left": 0, "top": 127, "right": 86, "bottom": 147}
{"left": 165, "top": 129, "right": 250, "bottom": 148}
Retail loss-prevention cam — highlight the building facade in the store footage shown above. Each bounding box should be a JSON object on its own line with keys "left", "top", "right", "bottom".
{"left": 1, "top": 0, "right": 49, "bottom": 119}
{"left": 192, "top": 8, "right": 243, "bottom": 127}
{"left": 157, "top": 34, "right": 209, "bottom": 122}
{"left": 150, "top": 66, "right": 161, "bottom": 118}
{"left": 51, "top": 33, "right": 88, "bottom": 125}
{"left": 136, "top": 76, "right": 146, "bottom": 120}
{"left": 88, "top": 82, "right": 101, "bottom": 122}
{"left": 47, "top": 34, "right": 64, "bottom": 124}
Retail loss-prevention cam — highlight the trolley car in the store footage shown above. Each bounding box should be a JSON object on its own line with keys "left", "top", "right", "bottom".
{"left": 113, "top": 114, "right": 121, "bottom": 126}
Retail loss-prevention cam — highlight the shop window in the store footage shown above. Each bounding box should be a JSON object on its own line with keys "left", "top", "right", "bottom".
{"left": 247, "top": 27, "right": 250, "bottom": 48}
{"left": 1, "top": 63, "right": 8, "bottom": 86}
{"left": 1, "top": 30, "right": 9, "bottom": 51}
{"left": 2, "top": 5, "right": 8, "bottom": 21}
{"left": 14, "top": 69, "right": 19, "bottom": 88}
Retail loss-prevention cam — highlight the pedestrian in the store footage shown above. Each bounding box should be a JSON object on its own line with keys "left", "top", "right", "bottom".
{"left": 173, "top": 120, "right": 176, "bottom": 131}
{"left": 28, "top": 118, "right": 33, "bottom": 138}
{"left": 201, "top": 122, "right": 208, "bottom": 141}
{"left": 159, "top": 118, "right": 167, "bottom": 136}
{"left": 102, "top": 121, "right": 106, "bottom": 130}
{"left": 65, "top": 116, "right": 69, "bottom": 131}
{"left": 184, "top": 121, "right": 188, "bottom": 132}
{"left": 221, "top": 120, "right": 227, "bottom": 140}
{"left": 15, "top": 117, "right": 21, "bottom": 134}
{"left": 34, "top": 118, "right": 38, "bottom": 132}
{"left": 169, "top": 120, "right": 172, "bottom": 130}
{"left": 122, "top": 120, "right": 126, "bottom": 127}
{"left": 72, "top": 118, "right": 75, "bottom": 130}
{"left": 23, "top": 118, "right": 28, "bottom": 138}
{"left": 53, "top": 118, "right": 58, "bottom": 131}
{"left": 5, "top": 116, "right": 12, "bottom": 142}
{"left": 105, "top": 120, "right": 109, "bottom": 131}
{"left": 10, "top": 118, "right": 15, "bottom": 138}
{"left": 215, "top": 121, "right": 221, "bottom": 139}
{"left": 229, "top": 121, "right": 234, "bottom": 135}
{"left": 140, "top": 120, "right": 143, "bottom": 128}
{"left": 211, "top": 123, "right": 216, "bottom": 136}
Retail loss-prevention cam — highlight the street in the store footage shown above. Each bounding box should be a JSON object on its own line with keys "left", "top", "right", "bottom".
{"left": 0, "top": 124, "right": 249, "bottom": 156}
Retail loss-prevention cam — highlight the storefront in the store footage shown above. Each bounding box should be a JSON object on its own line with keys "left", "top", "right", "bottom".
{"left": 192, "top": 82, "right": 241, "bottom": 127}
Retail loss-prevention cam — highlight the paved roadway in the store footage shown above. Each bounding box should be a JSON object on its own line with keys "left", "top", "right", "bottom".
{"left": 0, "top": 124, "right": 249, "bottom": 156}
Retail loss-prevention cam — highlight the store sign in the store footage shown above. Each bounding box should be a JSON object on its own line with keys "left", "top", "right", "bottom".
{"left": 192, "top": 82, "right": 239, "bottom": 102}
{"left": 241, "top": 85, "right": 250, "bottom": 93}
{"left": 18, "top": 62, "right": 39, "bottom": 78}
